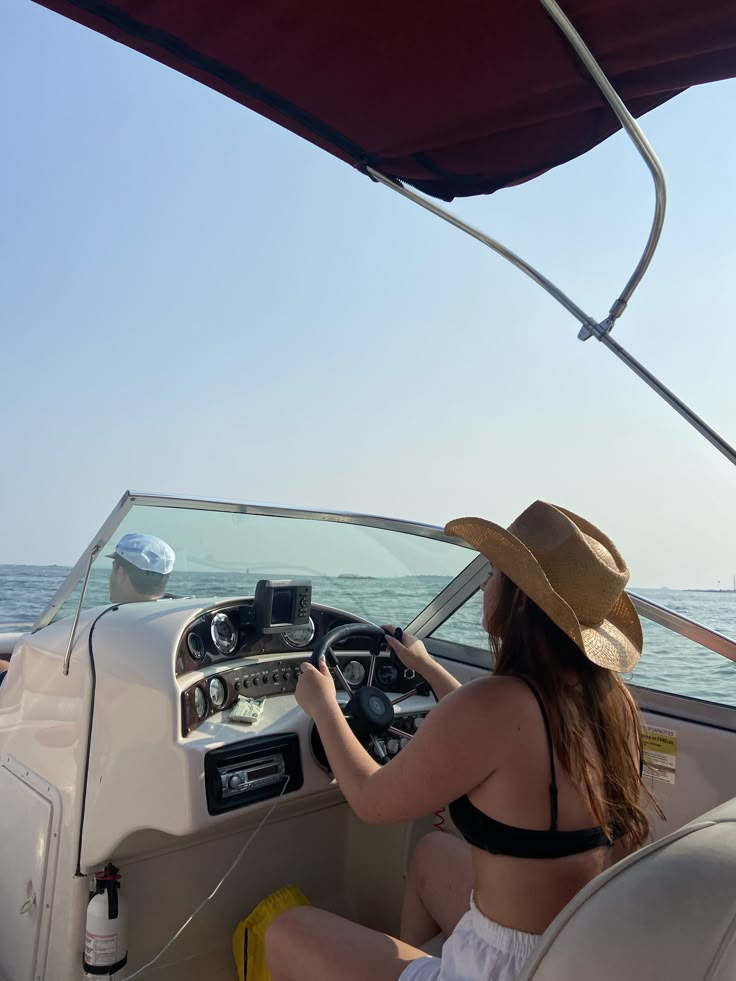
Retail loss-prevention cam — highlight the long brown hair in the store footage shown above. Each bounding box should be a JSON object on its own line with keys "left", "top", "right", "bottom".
{"left": 487, "top": 572, "right": 662, "bottom": 849}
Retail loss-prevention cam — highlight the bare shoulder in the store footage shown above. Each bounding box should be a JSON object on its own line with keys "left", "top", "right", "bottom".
{"left": 454, "top": 674, "right": 536, "bottom": 702}
{"left": 435, "top": 674, "right": 537, "bottom": 729}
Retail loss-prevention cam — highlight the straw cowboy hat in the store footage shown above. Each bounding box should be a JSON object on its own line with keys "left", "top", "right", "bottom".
{"left": 445, "top": 501, "right": 642, "bottom": 673}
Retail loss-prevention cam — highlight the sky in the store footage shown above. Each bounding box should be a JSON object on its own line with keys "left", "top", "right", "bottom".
{"left": 1, "top": 2, "right": 735, "bottom": 589}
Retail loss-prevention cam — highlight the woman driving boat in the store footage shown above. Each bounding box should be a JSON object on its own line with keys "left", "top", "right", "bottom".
{"left": 265, "top": 500, "right": 658, "bottom": 981}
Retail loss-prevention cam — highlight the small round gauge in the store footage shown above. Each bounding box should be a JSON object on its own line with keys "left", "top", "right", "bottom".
{"left": 186, "top": 632, "right": 205, "bottom": 661}
{"left": 211, "top": 613, "right": 238, "bottom": 654}
{"left": 343, "top": 660, "right": 366, "bottom": 687}
{"left": 208, "top": 676, "right": 227, "bottom": 710}
{"left": 193, "top": 686, "right": 207, "bottom": 720}
{"left": 376, "top": 660, "right": 399, "bottom": 689}
{"left": 282, "top": 617, "right": 316, "bottom": 649}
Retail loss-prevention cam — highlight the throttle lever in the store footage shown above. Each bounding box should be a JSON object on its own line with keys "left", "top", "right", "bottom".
{"left": 382, "top": 625, "right": 405, "bottom": 668}
{"left": 387, "top": 627, "right": 433, "bottom": 698}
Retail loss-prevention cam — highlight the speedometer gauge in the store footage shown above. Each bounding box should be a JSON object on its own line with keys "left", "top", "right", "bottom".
{"left": 282, "top": 617, "right": 316, "bottom": 649}
{"left": 208, "top": 676, "right": 227, "bottom": 710}
{"left": 211, "top": 613, "right": 238, "bottom": 654}
{"left": 343, "top": 660, "right": 366, "bottom": 686}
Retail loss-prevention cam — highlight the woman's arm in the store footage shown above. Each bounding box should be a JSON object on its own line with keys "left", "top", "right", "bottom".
{"left": 383, "top": 627, "right": 461, "bottom": 700}
{"left": 297, "top": 660, "right": 506, "bottom": 824}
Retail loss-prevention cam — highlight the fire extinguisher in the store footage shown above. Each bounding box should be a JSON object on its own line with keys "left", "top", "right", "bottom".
{"left": 83, "top": 863, "right": 128, "bottom": 976}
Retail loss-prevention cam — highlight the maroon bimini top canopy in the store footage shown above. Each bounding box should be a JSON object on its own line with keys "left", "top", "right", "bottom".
{"left": 35, "top": 0, "right": 736, "bottom": 200}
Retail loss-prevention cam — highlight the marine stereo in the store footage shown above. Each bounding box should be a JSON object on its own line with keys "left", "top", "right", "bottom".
{"left": 205, "top": 734, "right": 303, "bottom": 814}
{"left": 254, "top": 578, "right": 311, "bottom": 634}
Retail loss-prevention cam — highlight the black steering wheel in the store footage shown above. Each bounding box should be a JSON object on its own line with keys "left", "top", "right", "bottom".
{"left": 309, "top": 622, "right": 424, "bottom": 763}
{"left": 310, "top": 622, "right": 386, "bottom": 669}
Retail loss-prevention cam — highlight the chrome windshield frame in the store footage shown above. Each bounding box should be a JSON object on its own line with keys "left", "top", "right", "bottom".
{"left": 630, "top": 591, "right": 736, "bottom": 665}
{"left": 32, "top": 491, "right": 135, "bottom": 631}
{"left": 33, "top": 495, "right": 736, "bottom": 708}
{"left": 407, "top": 553, "right": 490, "bottom": 637}
{"left": 32, "top": 490, "right": 475, "bottom": 631}
{"left": 419, "top": 588, "right": 736, "bottom": 675}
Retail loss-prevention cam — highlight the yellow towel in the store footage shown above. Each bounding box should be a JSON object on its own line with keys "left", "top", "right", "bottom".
{"left": 232, "top": 885, "right": 310, "bottom": 981}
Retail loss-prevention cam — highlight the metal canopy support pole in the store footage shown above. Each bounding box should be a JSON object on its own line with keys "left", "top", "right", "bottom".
{"left": 599, "top": 333, "right": 736, "bottom": 466}
{"left": 365, "top": 166, "right": 600, "bottom": 332}
{"left": 365, "top": 4, "right": 736, "bottom": 470}
{"left": 367, "top": 166, "right": 736, "bottom": 469}
{"left": 537, "top": 0, "right": 736, "bottom": 466}
{"left": 539, "top": 0, "right": 666, "bottom": 329}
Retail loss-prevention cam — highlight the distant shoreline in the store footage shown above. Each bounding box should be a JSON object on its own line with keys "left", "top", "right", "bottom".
{"left": 684, "top": 589, "right": 736, "bottom": 594}
{"left": 0, "top": 564, "right": 735, "bottom": 593}
{"left": 632, "top": 586, "right": 736, "bottom": 594}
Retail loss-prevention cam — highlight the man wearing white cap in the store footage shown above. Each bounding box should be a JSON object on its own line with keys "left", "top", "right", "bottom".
{"left": 0, "top": 534, "right": 176, "bottom": 687}
{"left": 109, "top": 533, "right": 176, "bottom": 604}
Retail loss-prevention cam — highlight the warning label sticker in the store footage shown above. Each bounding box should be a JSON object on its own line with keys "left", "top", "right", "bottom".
{"left": 641, "top": 725, "right": 677, "bottom": 784}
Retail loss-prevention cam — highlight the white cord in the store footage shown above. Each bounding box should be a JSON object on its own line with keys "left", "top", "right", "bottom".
{"left": 118, "top": 776, "right": 290, "bottom": 980}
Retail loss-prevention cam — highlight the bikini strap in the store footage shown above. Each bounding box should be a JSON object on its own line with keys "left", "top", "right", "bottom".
{"left": 519, "top": 677, "right": 559, "bottom": 831}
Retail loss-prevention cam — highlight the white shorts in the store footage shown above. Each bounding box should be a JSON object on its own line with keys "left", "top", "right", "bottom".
{"left": 399, "top": 894, "right": 539, "bottom": 981}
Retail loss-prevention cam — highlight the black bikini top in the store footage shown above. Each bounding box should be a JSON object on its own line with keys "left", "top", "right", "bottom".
{"left": 448, "top": 678, "right": 613, "bottom": 859}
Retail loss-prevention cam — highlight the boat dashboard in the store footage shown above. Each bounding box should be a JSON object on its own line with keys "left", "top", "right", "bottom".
{"left": 178, "top": 601, "right": 423, "bottom": 730}
{"left": 174, "top": 596, "right": 433, "bottom": 816}
{"left": 19, "top": 587, "right": 438, "bottom": 864}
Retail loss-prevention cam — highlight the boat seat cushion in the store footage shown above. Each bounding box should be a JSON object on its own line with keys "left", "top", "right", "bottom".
{"left": 0, "top": 632, "right": 25, "bottom": 657}
{"left": 519, "top": 798, "right": 736, "bottom": 980}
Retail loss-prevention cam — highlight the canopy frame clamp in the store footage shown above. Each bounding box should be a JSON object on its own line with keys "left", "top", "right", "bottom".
{"left": 367, "top": 0, "right": 735, "bottom": 470}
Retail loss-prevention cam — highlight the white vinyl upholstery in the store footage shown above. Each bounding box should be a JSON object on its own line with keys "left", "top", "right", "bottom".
{"left": 519, "top": 798, "right": 736, "bottom": 981}
{"left": 0, "top": 632, "right": 25, "bottom": 658}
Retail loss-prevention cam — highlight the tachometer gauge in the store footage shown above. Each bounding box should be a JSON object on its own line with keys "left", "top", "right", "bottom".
{"left": 208, "top": 676, "right": 227, "bottom": 710}
{"left": 282, "top": 617, "right": 316, "bottom": 649}
{"left": 376, "top": 660, "right": 399, "bottom": 689}
{"left": 194, "top": 686, "right": 207, "bottom": 720}
{"left": 343, "top": 660, "right": 366, "bottom": 687}
{"left": 211, "top": 613, "right": 238, "bottom": 654}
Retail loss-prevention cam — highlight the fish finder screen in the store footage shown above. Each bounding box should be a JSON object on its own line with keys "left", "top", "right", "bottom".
{"left": 254, "top": 578, "right": 311, "bottom": 634}
{"left": 271, "top": 588, "right": 292, "bottom": 625}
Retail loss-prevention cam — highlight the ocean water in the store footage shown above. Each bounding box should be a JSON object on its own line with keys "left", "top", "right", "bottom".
{"left": 1, "top": 565, "right": 735, "bottom": 708}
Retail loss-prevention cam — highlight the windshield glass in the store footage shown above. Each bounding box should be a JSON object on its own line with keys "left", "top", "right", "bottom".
{"left": 41, "top": 497, "right": 476, "bottom": 629}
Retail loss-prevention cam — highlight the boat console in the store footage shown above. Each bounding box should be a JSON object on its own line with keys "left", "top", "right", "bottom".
{"left": 169, "top": 583, "right": 436, "bottom": 818}
{"left": 0, "top": 570, "right": 436, "bottom": 864}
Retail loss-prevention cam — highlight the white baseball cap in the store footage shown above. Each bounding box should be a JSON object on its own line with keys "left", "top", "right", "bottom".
{"left": 109, "top": 533, "right": 175, "bottom": 576}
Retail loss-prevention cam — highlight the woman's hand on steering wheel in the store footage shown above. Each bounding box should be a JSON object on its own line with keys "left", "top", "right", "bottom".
{"left": 382, "top": 626, "right": 432, "bottom": 674}
{"left": 295, "top": 656, "right": 336, "bottom": 721}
